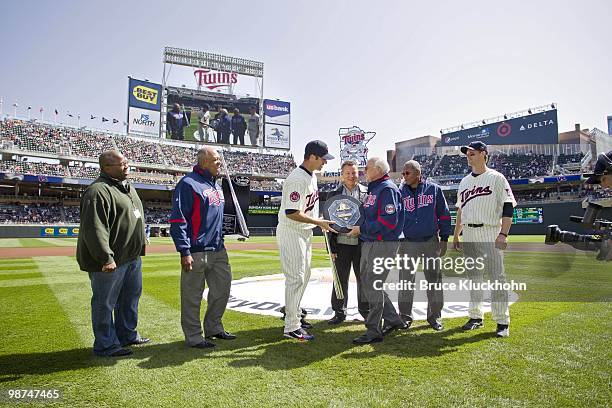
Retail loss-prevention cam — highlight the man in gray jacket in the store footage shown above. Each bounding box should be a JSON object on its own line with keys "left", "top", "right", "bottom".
{"left": 326, "top": 160, "right": 369, "bottom": 324}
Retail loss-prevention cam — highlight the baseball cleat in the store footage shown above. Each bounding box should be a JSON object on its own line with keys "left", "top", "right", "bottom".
{"left": 283, "top": 328, "right": 314, "bottom": 341}
{"left": 496, "top": 324, "right": 510, "bottom": 338}
{"left": 462, "top": 318, "right": 484, "bottom": 330}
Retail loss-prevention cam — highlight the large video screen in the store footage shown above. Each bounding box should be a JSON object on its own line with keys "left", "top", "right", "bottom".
{"left": 441, "top": 110, "right": 558, "bottom": 146}
{"left": 450, "top": 207, "right": 543, "bottom": 225}
{"left": 166, "top": 87, "right": 260, "bottom": 146}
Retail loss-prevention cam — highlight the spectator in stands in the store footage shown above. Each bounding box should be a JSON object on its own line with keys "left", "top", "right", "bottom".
{"left": 215, "top": 109, "right": 231, "bottom": 145}
{"left": 230, "top": 108, "right": 247, "bottom": 146}
{"left": 76, "top": 150, "right": 149, "bottom": 357}
{"left": 248, "top": 106, "right": 260, "bottom": 146}
{"left": 166, "top": 103, "right": 189, "bottom": 141}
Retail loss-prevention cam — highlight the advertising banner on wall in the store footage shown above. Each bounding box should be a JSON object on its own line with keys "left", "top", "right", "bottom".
{"left": 40, "top": 227, "right": 80, "bottom": 237}
{"left": 441, "top": 110, "right": 559, "bottom": 146}
{"left": 128, "top": 107, "right": 161, "bottom": 138}
{"left": 264, "top": 123, "right": 290, "bottom": 149}
{"left": 263, "top": 99, "right": 290, "bottom": 126}
{"left": 127, "top": 77, "right": 163, "bottom": 138}
{"left": 263, "top": 99, "right": 290, "bottom": 149}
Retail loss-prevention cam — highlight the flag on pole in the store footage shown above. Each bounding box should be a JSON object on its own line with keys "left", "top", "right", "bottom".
{"left": 90, "top": 114, "right": 96, "bottom": 120}
{"left": 27, "top": 106, "right": 32, "bottom": 110}
{"left": 102, "top": 117, "right": 109, "bottom": 122}
{"left": 54, "top": 109, "right": 59, "bottom": 115}
{"left": 39, "top": 107, "right": 43, "bottom": 113}
{"left": 12, "top": 103, "right": 18, "bottom": 108}
{"left": 112, "top": 118, "right": 119, "bottom": 124}
{"left": 67, "top": 112, "right": 74, "bottom": 118}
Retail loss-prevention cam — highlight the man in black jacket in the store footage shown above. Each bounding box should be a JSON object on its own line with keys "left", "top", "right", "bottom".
{"left": 230, "top": 108, "right": 247, "bottom": 145}
{"left": 326, "top": 160, "right": 369, "bottom": 324}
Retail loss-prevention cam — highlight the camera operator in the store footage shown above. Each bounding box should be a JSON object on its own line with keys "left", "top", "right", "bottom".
{"left": 546, "top": 151, "right": 611, "bottom": 261}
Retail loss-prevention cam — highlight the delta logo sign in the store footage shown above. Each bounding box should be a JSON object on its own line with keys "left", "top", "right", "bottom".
{"left": 194, "top": 69, "right": 238, "bottom": 90}
{"left": 132, "top": 85, "right": 159, "bottom": 105}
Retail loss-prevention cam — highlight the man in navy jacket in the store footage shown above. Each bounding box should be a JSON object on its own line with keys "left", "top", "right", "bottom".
{"left": 399, "top": 160, "right": 452, "bottom": 331}
{"left": 170, "top": 146, "right": 236, "bottom": 349}
{"left": 348, "top": 157, "right": 408, "bottom": 344}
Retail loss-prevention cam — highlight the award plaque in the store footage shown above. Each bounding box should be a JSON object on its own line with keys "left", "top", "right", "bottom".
{"left": 322, "top": 194, "right": 364, "bottom": 233}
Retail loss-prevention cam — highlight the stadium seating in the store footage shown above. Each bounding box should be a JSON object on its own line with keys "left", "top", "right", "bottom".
{"left": 0, "top": 202, "right": 63, "bottom": 224}
{"left": 432, "top": 155, "right": 469, "bottom": 177}
{"left": 488, "top": 153, "right": 553, "bottom": 179}
{"left": 0, "top": 160, "right": 70, "bottom": 177}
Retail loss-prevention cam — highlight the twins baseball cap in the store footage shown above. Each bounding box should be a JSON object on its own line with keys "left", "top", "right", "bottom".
{"left": 460, "top": 141, "right": 488, "bottom": 154}
{"left": 305, "top": 140, "right": 334, "bottom": 160}
{"left": 584, "top": 151, "right": 612, "bottom": 184}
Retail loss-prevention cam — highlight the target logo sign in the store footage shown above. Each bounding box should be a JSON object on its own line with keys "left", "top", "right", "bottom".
{"left": 497, "top": 122, "right": 511, "bottom": 137}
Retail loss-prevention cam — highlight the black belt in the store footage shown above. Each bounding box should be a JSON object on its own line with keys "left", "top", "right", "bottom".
{"left": 466, "top": 223, "right": 484, "bottom": 228}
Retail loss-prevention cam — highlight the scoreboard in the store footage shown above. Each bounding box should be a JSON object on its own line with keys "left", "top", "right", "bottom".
{"left": 450, "top": 207, "right": 543, "bottom": 225}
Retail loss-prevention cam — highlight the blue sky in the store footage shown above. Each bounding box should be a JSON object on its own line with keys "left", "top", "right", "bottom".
{"left": 1, "top": 0, "right": 610, "bottom": 168}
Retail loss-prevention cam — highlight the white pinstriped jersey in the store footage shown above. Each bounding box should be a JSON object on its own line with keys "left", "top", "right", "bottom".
{"left": 278, "top": 166, "right": 319, "bottom": 230}
{"left": 456, "top": 168, "right": 517, "bottom": 227}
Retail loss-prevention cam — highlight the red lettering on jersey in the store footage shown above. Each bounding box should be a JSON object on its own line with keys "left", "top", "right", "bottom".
{"left": 403, "top": 194, "right": 434, "bottom": 213}
{"left": 460, "top": 185, "right": 492, "bottom": 208}
{"left": 304, "top": 190, "right": 319, "bottom": 212}
{"left": 364, "top": 194, "right": 377, "bottom": 207}
{"left": 203, "top": 188, "right": 224, "bottom": 206}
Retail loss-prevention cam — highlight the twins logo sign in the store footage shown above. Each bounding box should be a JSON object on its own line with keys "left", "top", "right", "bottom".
{"left": 338, "top": 126, "right": 376, "bottom": 167}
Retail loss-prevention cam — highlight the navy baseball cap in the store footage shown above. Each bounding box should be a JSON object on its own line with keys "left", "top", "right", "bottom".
{"left": 584, "top": 151, "right": 612, "bottom": 184}
{"left": 460, "top": 141, "right": 488, "bottom": 154}
{"left": 305, "top": 140, "right": 334, "bottom": 160}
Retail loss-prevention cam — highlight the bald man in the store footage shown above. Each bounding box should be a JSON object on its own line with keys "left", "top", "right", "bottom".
{"left": 170, "top": 147, "right": 236, "bottom": 349}
{"left": 77, "top": 150, "right": 149, "bottom": 357}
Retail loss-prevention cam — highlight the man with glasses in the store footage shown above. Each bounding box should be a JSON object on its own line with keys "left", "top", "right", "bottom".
{"left": 398, "top": 160, "right": 452, "bottom": 331}
{"left": 77, "top": 150, "right": 149, "bottom": 357}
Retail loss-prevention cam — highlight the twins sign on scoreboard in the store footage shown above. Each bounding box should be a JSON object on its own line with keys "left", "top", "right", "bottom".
{"left": 339, "top": 126, "right": 376, "bottom": 166}
{"left": 127, "top": 78, "right": 163, "bottom": 138}
{"left": 263, "top": 99, "right": 290, "bottom": 149}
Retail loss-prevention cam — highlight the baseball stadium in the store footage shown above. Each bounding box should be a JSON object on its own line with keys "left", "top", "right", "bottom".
{"left": 1, "top": 2, "right": 611, "bottom": 407}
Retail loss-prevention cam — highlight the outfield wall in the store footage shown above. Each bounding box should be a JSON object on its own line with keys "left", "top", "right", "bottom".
{"left": 0, "top": 202, "right": 609, "bottom": 238}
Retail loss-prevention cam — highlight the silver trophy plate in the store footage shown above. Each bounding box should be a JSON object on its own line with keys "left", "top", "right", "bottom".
{"left": 322, "top": 194, "right": 364, "bottom": 233}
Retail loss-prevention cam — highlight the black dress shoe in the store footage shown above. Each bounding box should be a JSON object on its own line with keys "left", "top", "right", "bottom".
{"left": 327, "top": 314, "right": 346, "bottom": 325}
{"left": 381, "top": 321, "right": 409, "bottom": 336}
{"left": 122, "top": 337, "right": 150, "bottom": 347}
{"left": 206, "top": 331, "right": 237, "bottom": 340}
{"left": 352, "top": 333, "right": 383, "bottom": 344}
{"left": 108, "top": 348, "right": 132, "bottom": 357}
{"left": 428, "top": 319, "right": 444, "bottom": 331}
{"left": 191, "top": 340, "right": 216, "bottom": 349}
{"left": 300, "top": 319, "right": 313, "bottom": 329}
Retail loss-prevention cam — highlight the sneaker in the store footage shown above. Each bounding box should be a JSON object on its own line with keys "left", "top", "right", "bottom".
{"left": 462, "top": 318, "right": 484, "bottom": 331}
{"left": 283, "top": 328, "right": 314, "bottom": 341}
{"left": 496, "top": 324, "right": 510, "bottom": 338}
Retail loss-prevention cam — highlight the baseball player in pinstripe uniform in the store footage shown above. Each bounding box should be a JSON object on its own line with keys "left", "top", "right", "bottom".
{"left": 277, "top": 140, "right": 336, "bottom": 341}
{"left": 452, "top": 141, "right": 516, "bottom": 338}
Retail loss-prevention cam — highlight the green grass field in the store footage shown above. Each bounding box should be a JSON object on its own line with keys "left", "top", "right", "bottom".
{"left": 0, "top": 237, "right": 610, "bottom": 407}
